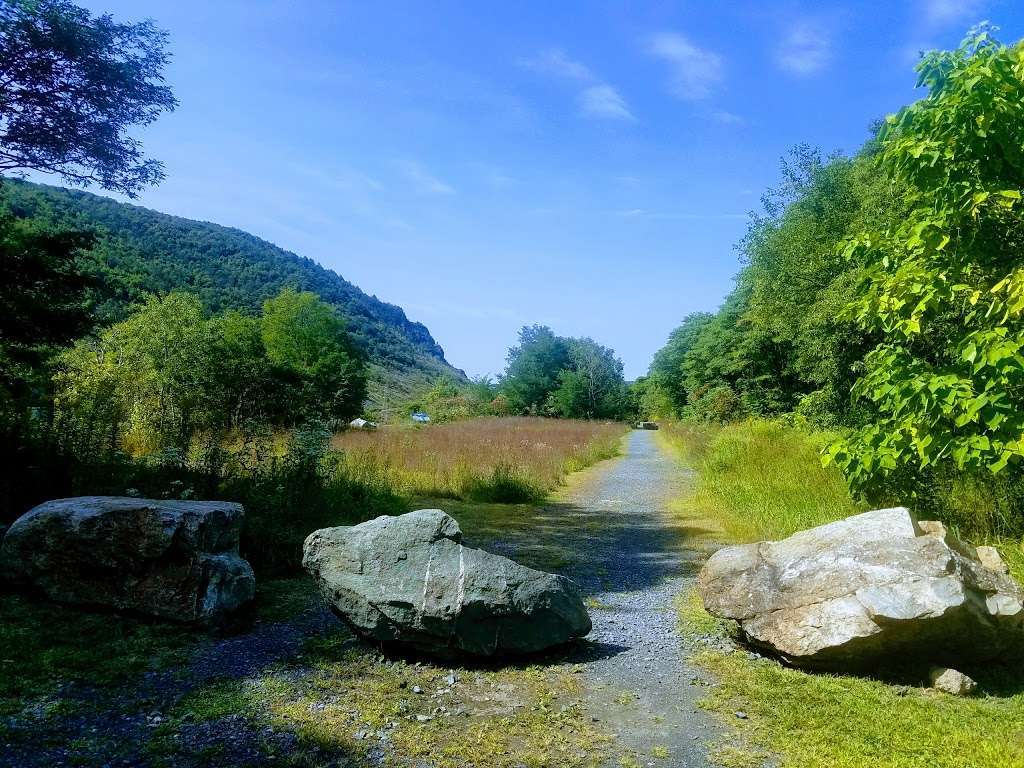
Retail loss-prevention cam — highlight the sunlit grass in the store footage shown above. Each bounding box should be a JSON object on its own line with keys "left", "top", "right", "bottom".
{"left": 664, "top": 419, "right": 1024, "bottom": 768}
{"left": 172, "top": 632, "right": 614, "bottom": 768}
{"left": 332, "top": 417, "right": 627, "bottom": 503}
{"left": 659, "top": 419, "right": 863, "bottom": 542}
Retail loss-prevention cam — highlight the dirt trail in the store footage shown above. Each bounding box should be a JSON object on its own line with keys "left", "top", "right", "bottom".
{"left": 550, "top": 428, "right": 719, "bottom": 767}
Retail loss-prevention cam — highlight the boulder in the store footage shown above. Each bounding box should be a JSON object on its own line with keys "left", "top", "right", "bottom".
{"left": 303, "top": 509, "right": 591, "bottom": 657}
{"left": 929, "top": 667, "right": 977, "bottom": 696}
{"left": 698, "top": 507, "right": 1024, "bottom": 669}
{"left": 0, "top": 497, "right": 255, "bottom": 623}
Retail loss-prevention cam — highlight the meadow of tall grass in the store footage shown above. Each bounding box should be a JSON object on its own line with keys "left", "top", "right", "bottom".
{"left": 332, "top": 416, "right": 627, "bottom": 503}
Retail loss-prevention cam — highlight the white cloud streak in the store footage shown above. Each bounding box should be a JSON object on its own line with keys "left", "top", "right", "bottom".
{"left": 400, "top": 161, "right": 455, "bottom": 195}
{"left": 647, "top": 32, "right": 723, "bottom": 100}
{"left": 520, "top": 48, "right": 635, "bottom": 122}
{"left": 922, "top": 0, "right": 985, "bottom": 26}
{"left": 578, "top": 84, "right": 636, "bottom": 121}
{"left": 776, "top": 21, "right": 832, "bottom": 76}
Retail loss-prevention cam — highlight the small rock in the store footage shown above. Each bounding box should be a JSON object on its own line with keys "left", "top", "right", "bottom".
{"left": 415, "top": 714, "right": 432, "bottom": 722}
{"left": 734, "top": 711, "right": 748, "bottom": 720}
{"left": 412, "top": 686, "right": 423, "bottom": 694}
{"left": 976, "top": 546, "right": 1009, "bottom": 574}
{"left": 445, "top": 673, "right": 457, "bottom": 685}
{"left": 929, "top": 667, "right": 977, "bottom": 696}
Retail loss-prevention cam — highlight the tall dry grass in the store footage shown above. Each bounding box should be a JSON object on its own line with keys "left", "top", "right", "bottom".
{"left": 332, "top": 417, "right": 627, "bottom": 502}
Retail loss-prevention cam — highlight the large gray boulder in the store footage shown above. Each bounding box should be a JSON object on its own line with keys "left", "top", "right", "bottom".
{"left": 303, "top": 509, "right": 591, "bottom": 657}
{"left": 698, "top": 507, "right": 1024, "bottom": 669}
{"left": 0, "top": 497, "right": 255, "bottom": 624}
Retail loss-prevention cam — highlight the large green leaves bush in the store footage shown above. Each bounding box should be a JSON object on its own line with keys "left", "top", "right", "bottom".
{"left": 828, "top": 27, "right": 1024, "bottom": 489}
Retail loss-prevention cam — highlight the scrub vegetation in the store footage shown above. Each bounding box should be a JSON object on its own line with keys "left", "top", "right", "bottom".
{"left": 665, "top": 420, "right": 1024, "bottom": 768}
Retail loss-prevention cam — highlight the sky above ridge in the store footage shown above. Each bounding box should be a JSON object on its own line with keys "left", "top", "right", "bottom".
{"left": 52, "top": 1, "right": 1024, "bottom": 379}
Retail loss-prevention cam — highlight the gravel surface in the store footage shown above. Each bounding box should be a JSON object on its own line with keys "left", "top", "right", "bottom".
{"left": 553, "top": 429, "right": 720, "bottom": 767}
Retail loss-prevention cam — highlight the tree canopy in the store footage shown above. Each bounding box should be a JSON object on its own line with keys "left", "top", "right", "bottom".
{"left": 827, "top": 28, "right": 1024, "bottom": 489}
{"left": 55, "top": 289, "right": 367, "bottom": 455}
{"left": 647, "top": 27, "right": 1024, "bottom": 520}
{"left": 0, "top": 0, "right": 177, "bottom": 196}
{"left": 499, "top": 325, "right": 629, "bottom": 419}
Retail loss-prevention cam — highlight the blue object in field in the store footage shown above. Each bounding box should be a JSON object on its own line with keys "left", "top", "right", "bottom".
{"left": 411, "top": 411, "right": 431, "bottom": 423}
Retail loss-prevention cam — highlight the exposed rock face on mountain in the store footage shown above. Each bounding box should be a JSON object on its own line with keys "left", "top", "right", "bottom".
{"left": 698, "top": 507, "right": 1024, "bottom": 670}
{"left": 303, "top": 509, "right": 591, "bottom": 657}
{"left": 0, "top": 497, "right": 255, "bottom": 624}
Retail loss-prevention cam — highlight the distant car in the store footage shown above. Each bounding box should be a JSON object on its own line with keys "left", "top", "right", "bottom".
{"left": 636, "top": 421, "right": 659, "bottom": 430}
{"left": 411, "top": 411, "right": 431, "bottom": 423}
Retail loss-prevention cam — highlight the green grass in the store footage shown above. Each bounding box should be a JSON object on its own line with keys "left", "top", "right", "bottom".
{"left": 173, "top": 630, "right": 614, "bottom": 768}
{"left": 664, "top": 419, "right": 1024, "bottom": 768}
{"left": 0, "top": 590, "right": 197, "bottom": 716}
{"left": 660, "top": 419, "right": 863, "bottom": 542}
{"left": 0, "top": 576, "right": 318, "bottom": 718}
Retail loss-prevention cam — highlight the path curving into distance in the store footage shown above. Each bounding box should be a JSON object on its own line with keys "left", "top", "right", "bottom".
{"left": 550, "top": 428, "right": 720, "bottom": 767}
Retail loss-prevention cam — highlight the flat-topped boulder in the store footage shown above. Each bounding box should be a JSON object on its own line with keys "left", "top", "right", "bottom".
{"left": 0, "top": 496, "right": 255, "bottom": 624}
{"left": 303, "top": 509, "right": 591, "bottom": 658}
{"left": 698, "top": 507, "right": 1024, "bottom": 670}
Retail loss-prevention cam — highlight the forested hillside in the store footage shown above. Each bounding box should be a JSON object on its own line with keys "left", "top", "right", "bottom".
{"left": 0, "top": 179, "right": 463, "bottom": 398}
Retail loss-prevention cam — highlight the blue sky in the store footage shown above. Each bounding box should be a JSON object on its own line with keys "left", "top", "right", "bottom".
{"left": 54, "top": 1, "right": 1024, "bottom": 378}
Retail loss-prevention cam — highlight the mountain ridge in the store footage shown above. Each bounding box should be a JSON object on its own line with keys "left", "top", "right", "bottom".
{"left": 1, "top": 179, "right": 465, "bottom": 400}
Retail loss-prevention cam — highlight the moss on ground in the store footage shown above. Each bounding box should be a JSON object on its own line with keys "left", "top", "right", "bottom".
{"left": 0, "top": 590, "right": 197, "bottom": 716}
{"left": 0, "top": 575, "right": 319, "bottom": 719}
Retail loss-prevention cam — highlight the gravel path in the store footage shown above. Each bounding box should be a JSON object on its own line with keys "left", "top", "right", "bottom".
{"left": 554, "top": 429, "right": 719, "bottom": 767}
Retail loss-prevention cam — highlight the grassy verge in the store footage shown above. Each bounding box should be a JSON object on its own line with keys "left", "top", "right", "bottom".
{"left": 663, "top": 419, "right": 1024, "bottom": 768}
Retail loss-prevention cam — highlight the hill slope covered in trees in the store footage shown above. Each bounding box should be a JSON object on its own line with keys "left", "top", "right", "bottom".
{"left": 1, "top": 179, "right": 464, "bottom": 399}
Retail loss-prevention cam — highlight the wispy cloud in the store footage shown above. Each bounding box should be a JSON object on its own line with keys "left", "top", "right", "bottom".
{"left": 399, "top": 161, "right": 455, "bottom": 195}
{"left": 520, "top": 48, "right": 635, "bottom": 122}
{"left": 647, "top": 32, "right": 723, "bottom": 100}
{"left": 776, "top": 21, "right": 832, "bottom": 76}
{"left": 607, "top": 208, "right": 746, "bottom": 220}
{"left": 519, "top": 49, "right": 593, "bottom": 82}
{"left": 709, "top": 108, "right": 744, "bottom": 125}
{"left": 922, "top": 0, "right": 985, "bottom": 26}
{"left": 579, "top": 84, "right": 636, "bottom": 121}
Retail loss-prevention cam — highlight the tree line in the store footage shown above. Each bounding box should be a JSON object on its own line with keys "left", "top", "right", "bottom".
{"left": 642, "top": 27, "right": 1024, "bottom": 528}
{"left": 398, "top": 325, "right": 634, "bottom": 423}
